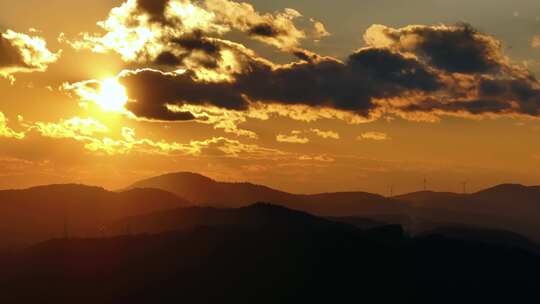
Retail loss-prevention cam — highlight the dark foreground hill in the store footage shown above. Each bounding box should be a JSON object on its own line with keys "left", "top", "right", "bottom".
{"left": 0, "top": 204, "right": 538, "bottom": 304}
{"left": 0, "top": 184, "right": 188, "bottom": 249}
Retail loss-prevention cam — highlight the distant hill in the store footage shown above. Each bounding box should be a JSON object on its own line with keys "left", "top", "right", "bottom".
{"left": 394, "top": 185, "right": 540, "bottom": 241}
{"left": 1, "top": 204, "right": 539, "bottom": 303}
{"left": 129, "top": 172, "right": 540, "bottom": 240}
{"left": 128, "top": 172, "right": 406, "bottom": 216}
{"left": 127, "top": 172, "right": 298, "bottom": 207}
{"left": 471, "top": 184, "right": 540, "bottom": 216}
{"left": 395, "top": 185, "right": 540, "bottom": 216}
{"left": 2, "top": 173, "right": 540, "bottom": 249}
{"left": 0, "top": 184, "right": 188, "bottom": 249}
{"left": 109, "top": 203, "right": 353, "bottom": 236}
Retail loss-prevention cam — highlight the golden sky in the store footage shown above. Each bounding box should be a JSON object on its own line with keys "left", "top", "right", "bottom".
{"left": 1, "top": 0, "right": 540, "bottom": 195}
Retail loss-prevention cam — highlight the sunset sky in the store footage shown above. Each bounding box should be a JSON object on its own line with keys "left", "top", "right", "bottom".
{"left": 1, "top": 0, "right": 540, "bottom": 195}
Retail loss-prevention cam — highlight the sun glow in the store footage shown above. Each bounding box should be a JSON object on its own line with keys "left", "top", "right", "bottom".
{"left": 95, "top": 78, "right": 128, "bottom": 112}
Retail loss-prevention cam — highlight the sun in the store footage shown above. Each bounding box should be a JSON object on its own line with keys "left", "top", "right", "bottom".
{"left": 94, "top": 78, "right": 128, "bottom": 112}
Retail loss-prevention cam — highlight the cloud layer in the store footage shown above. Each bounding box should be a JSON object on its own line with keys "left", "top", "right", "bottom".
{"left": 64, "top": 2, "right": 540, "bottom": 125}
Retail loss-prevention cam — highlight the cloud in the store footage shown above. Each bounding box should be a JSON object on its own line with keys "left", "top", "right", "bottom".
{"left": 364, "top": 23, "right": 504, "bottom": 74}
{"left": 65, "top": 0, "right": 327, "bottom": 65}
{"left": 276, "top": 130, "right": 310, "bottom": 144}
{"left": 310, "top": 128, "right": 340, "bottom": 139}
{"left": 198, "top": 136, "right": 289, "bottom": 159}
{"left": 532, "top": 35, "right": 540, "bottom": 48}
{"left": 62, "top": 78, "right": 132, "bottom": 115}
{"left": 117, "top": 46, "right": 441, "bottom": 121}
{"left": 26, "top": 116, "right": 301, "bottom": 160}
{"left": 0, "top": 112, "right": 25, "bottom": 139}
{"left": 358, "top": 132, "right": 389, "bottom": 141}
{"left": 166, "top": 104, "right": 257, "bottom": 138}
{"left": 298, "top": 154, "right": 335, "bottom": 162}
{"left": 67, "top": 12, "right": 540, "bottom": 124}
{"left": 275, "top": 128, "right": 339, "bottom": 144}
{"left": 31, "top": 117, "right": 199, "bottom": 155}
{"left": 33, "top": 117, "right": 110, "bottom": 139}
{"left": 0, "top": 30, "right": 60, "bottom": 78}
{"left": 165, "top": 103, "right": 369, "bottom": 139}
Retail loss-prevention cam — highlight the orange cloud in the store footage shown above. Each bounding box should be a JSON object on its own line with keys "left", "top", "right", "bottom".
{"left": 358, "top": 132, "right": 389, "bottom": 141}
{"left": 0, "top": 112, "right": 25, "bottom": 139}
{"left": 532, "top": 35, "right": 540, "bottom": 48}
{"left": 0, "top": 30, "right": 60, "bottom": 78}
{"left": 276, "top": 130, "right": 310, "bottom": 144}
{"left": 310, "top": 128, "right": 340, "bottom": 139}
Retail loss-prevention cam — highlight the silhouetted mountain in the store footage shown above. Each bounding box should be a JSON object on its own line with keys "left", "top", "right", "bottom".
{"left": 0, "top": 204, "right": 538, "bottom": 303}
{"left": 471, "top": 184, "right": 540, "bottom": 216}
{"left": 128, "top": 172, "right": 297, "bottom": 206}
{"left": 395, "top": 185, "right": 540, "bottom": 241}
{"left": 128, "top": 172, "right": 406, "bottom": 216}
{"left": 127, "top": 172, "right": 540, "bottom": 240}
{"left": 0, "top": 185, "right": 188, "bottom": 249}
{"left": 473, "top": 183, "right": 540, "bottom": 202}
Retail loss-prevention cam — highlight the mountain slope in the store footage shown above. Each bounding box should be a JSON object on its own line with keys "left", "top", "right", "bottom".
{"left": 394, "top": 185, "right": 540, "bottom": 240}
{"left": 0, "top": 184, "right": 189, "bottom": 249}
{"left": 128, "top": 172, "right": 405, "bottom": 216}
{"left": 128, "top": 172, "right": 294, "bottom": 207}
{"left": 471, "top": 184, "right": 540, "bottom": 215}
{"left": 130, "top": 172, "right": 540, "bottom": 240}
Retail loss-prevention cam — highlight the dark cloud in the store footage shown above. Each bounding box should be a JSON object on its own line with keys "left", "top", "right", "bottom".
{"left": 292, "top": 49, "right": 323, "bottom": 63}
{"left": 401, "top": 98, "right": 515, "bottom": 115}
{"left": 237, "top": 48, "right": 440, "bottom": 113}
{"left": 478, "top": 78, "right": 540, "bottom": 115}
{"left": 154, "top": 51, "right": 182, "bottom": 66}
{"left": 137, "top": 0, "right": 170, "bottom": 18}
{"left": 347, "top": 48, "right": 441, "bottom": 93}
{"left": 120, "top": 69, "right": 249, "bottom": 120}
{"left": 293, "top": 50, "right": 313, "bottom": 62}
{"left": 171, "top": 33, "right": 221, "bottom": 55}
{"left": 395, "top": 76, "right": 540, "bottom": 117}
{"left": 126, "top": 101, "right": 196, "bottom": 121}
{"left": 119, "top": 48, "right": 442, "bottom": 120}
{"left": 367, "top": 24, "right": 503, "bottom": 74}
{"left": 248, "top": 23, "right": 283, "bottom": 38}
{"left": 411, "top": 24, "right": 501, "bottom": 74}
{"left": 151, "top": 32, "right": 223, "bottom": 68}
{"left": 0, "top": 36, "right": 26, "bottom": 68}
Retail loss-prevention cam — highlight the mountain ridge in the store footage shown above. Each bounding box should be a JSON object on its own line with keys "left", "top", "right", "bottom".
{"left": 0, "top": 184, "right": 189, "bottom": 249}
{"left": 127, "top": 171, "right": 540, "bottom": 240}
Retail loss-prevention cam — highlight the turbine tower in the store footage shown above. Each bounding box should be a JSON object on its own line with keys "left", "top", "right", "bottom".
{"left": 461, "top": 181, "right": 468, "bottom": 194}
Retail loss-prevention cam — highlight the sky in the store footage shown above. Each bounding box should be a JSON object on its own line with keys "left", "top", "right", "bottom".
{"left": 1, "top": 0, "right": 540, "bottom": 195}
